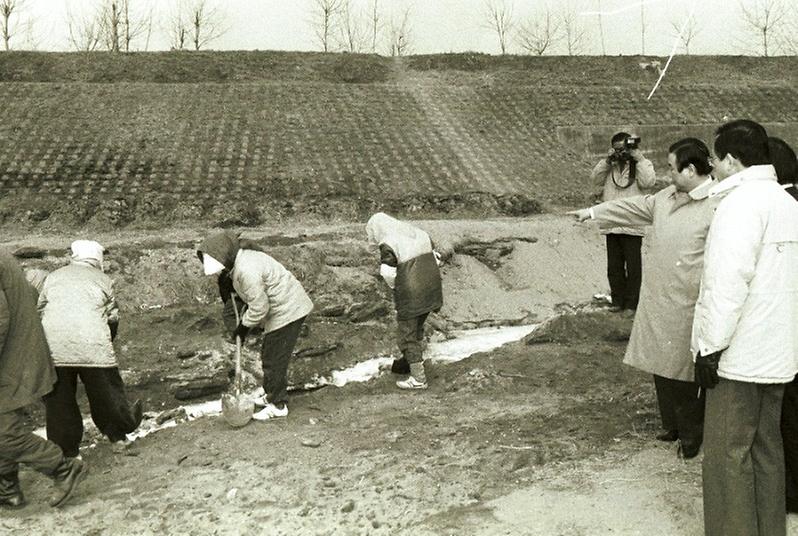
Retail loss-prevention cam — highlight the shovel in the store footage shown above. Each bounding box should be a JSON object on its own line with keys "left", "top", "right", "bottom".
{"left": 221, "top": 294, "right": 254, "bottom": 428}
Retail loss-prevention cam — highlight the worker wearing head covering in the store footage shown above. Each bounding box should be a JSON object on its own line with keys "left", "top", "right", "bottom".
{"left": 197, "top": 231, "right": 313, "bottom": 421}
{"left": 366, "top": 213, "right": 443, "bottom": 390}
{"left": 38, "top": 240, "right": 142, "bottom": 457}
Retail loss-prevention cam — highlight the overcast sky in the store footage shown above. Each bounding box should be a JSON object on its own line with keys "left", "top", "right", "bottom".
{"left": 10, "top": 0, "right": 795, "bottom": 57}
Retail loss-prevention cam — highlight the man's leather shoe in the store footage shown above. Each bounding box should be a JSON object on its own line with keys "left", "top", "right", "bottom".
{"left": 656, "top": 430, "right": 679, "bottom": 442}
{"left": 678, "top": 441, "right": 702, "bottom": 460}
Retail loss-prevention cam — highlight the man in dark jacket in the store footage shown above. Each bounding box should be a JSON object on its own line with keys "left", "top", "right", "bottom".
{"left": 770, "top": 137, "right": 798, "bottom": 202}
{"left": 0, "top": 252, "right": 86, "bottom": 509}
{"left": 771, "top": 136, "right": 798, "bottom": 513}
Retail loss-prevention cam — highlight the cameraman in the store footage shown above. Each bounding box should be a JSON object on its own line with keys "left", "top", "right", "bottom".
{"left": 589, "top": 132, "right": 656, "bottom": 313}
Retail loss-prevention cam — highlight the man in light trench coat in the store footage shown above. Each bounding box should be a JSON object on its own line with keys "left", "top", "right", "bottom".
{"left": 570, "top": 137, "right": 719, "bottom": 458}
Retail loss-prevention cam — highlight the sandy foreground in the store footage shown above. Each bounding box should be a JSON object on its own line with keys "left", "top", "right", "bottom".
{"left": 3, "top": 215, "right": 798, "bottom": 535}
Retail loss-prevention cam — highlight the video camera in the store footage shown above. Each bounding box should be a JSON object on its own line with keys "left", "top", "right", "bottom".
{"left": 624, "top": 136, "right": 641, "bottom": 150}
{"left": 608, "top": 136, "right": 641, "bottom": 163}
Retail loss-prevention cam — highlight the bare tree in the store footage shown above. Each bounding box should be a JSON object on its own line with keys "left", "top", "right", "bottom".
{"left": 483, "top": 0, "right": 515, "bottom": 55}
{"left": 338, "top": 0, "right": 368, "bottom": 52}
{"left": 66, "top": 5, "right": 103, "bottom": 52}
{"left": 0, "top": 0, "right": 17, "bottom": 50}
{"left": 0, "top": 0, "right": 25, "bottom": 50}
{"left": 188, "top": 0, "right": 226, "bottom": 51}
{"left": 66, "top": 1, "right": 152, "bottom": 53}
{"left": 560, "top": 5, "right": 586, "bottom": 55}
{"left": 778, "top": 16, "right": 798, "bottom": 54}
{"left": 739, "top": 0, "right": 787, "bottom": 57}
{"left": 119, "top": 0, "right": 152, "bottom": 52}
{"left": 596, "top": 0, "right": 606, "bottom": 55}
{"left": 640, "top": 1, "right": 646, "bottom": 54}
{"left": 312, "top": 0, "right": 342, "bottom": 52}
{"left": 517, "top": 8, "right": 560, "bottom": 56}
{"left": 388, "top": 7, "right": 413, "bottom": 57}
{"left": 168, "top": 1, "right": 188, "bottom": 50}
{"left": 99, "top": 0, "right": 122, "bottom": 52}
{"left": 370, "top": 0, "right": 380, "bottom": 53}
{"left": 670, "top": 14, "right": 700, "bottom": 55}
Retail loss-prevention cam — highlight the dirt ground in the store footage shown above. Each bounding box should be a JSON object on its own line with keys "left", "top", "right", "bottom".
{"left": 3, "top": 215, "right": 797, "bottom": 535}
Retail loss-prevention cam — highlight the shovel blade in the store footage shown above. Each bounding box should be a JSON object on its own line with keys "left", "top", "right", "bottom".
{"left": 221, "top": 393, "right": 254, "bottom": 428}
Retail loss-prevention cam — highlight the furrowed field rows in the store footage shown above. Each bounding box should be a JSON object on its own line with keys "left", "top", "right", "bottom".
{"left": 0, "top": 68, "right": 797, "bottom": 225}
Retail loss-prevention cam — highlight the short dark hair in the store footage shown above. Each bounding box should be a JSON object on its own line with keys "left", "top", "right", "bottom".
{"left": 768, "top": 137, "right": 798, "bottom": 184}
{"left": 668, "top": 137, "right": 713, "bottom": 175}
{"left": 611, "top": 132, "right": 631, "bottom": 145}
{"left": 714, "top": 119, "right": 770, "bottom": 167}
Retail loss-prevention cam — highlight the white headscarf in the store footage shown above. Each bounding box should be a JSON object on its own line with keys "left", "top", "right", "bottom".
{"left": 366, "top": 212, "right": 433, "bottom": 263}
{"left": 71, "top": 239, "right": 105, "bottom": 270}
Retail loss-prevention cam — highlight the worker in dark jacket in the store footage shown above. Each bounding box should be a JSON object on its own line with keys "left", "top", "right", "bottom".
{"left": 771, "top": 136, "right": 798, "bottom": 513}
{"left": 0, "top": 252, "right": 87, "bottom": 509}
{"left": 366, "top": 213, "right": 443, "bottom": 390}
{"left": 770, "top": 137, "right": 798, "bottom": 202}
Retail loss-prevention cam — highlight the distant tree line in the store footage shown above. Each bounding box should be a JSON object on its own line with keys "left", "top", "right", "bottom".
{"left": 483, "top": 0, "right": 798, "bottom": 57}
{"left": 0, "top": 0, "right": 796, "bottom": 57}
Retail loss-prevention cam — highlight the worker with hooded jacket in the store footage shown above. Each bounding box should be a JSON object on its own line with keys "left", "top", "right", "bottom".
{"left": 0, "top": 251, "right": 87, "bottom": 509}
{"left": 366, "top": 213, "right": 443, "bottom": 390}
{"left": 38, "top": 240, "right": 142, "bottom": 457}
{"left": 197, "top": 231, "right": 313, "bottom": 421}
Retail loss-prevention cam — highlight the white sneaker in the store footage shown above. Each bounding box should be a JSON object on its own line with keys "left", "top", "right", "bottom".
{"left": 249, "top": 387, "right": 268, "bottom": 407}
{"left": 396, "top": 377, "right": 428, "bottom": 390}
{"left": 252, "top": 403, "right": 288, "bottom": 420}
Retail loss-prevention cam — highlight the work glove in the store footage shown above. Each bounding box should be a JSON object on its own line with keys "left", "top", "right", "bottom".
{"left": 694, "top": 351, "right": 722, "bottom": 390}
{"left": 232, "top": 322, "right": 251, "bottom": 344}
{"left": 108, "top": 320, "right": 119, "bottom": 342}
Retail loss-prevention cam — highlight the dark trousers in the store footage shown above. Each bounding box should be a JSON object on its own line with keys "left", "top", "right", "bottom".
{"left": 396, "top": 313, "right": 429, "bottom": 364}
{"left": 782, "top": 378, "right": 798, "bottom": 513}
{"left": 45, "top": 366, "right": 138, "bottom": 458}
{"left": 703, "top": 378, "right": 786, "bottom": 536}
{"left": 261, "top": 316, "right": 306, "bottom": 406}
{"left": 653, "top": 375, "right": 705, "bottom": 447}
{"left": 605, "top": 234, "right": 642, "bottom": 310}
{"left": 0, "top": 408, "right": 63, "bottom": 476}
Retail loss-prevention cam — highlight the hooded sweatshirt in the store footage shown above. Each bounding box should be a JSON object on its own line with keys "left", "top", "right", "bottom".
{"left": 198, "top": 231, "right": 313, "bottom": 333}
{"left": 366, "top": 213, "right": 443, "bottom": 320}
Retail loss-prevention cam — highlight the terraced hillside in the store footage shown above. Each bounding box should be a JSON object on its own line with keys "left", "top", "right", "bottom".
{"left": 0, "top": 52, "right": 797, "bottom": 228}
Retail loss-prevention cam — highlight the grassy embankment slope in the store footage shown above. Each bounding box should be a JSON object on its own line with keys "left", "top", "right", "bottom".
{"left": 0, "top": 52, "right": 796, "bottom": 229}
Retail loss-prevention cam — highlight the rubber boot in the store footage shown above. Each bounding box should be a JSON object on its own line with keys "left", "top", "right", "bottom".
{"left": 0, "top": 470, "right": 26, "bottom": 509}
{"left": 50, "top": 457, "right": 87, "bottom": 507}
